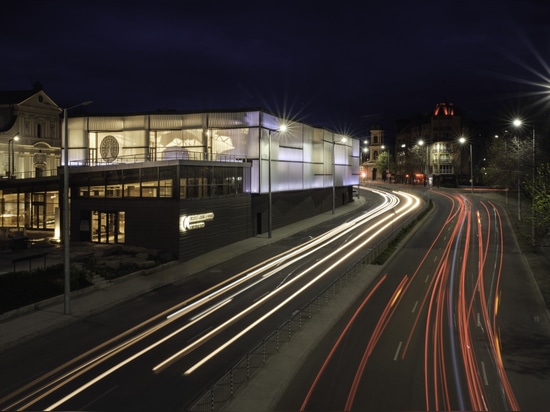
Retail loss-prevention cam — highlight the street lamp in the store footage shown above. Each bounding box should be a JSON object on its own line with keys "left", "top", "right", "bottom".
{"left": 381, "top": 144, "right": 390, "bottom": 183}
{"left": 267, "top": 123, "right": 287, "bottom": 238}
{"left": 62, "top": 100, "right": 92, "bottom": 315}
{"left": 8, "top": 134, "right": 19, "bottom": 178}
{"left": 418, "top": 139, "right": 429, "bottom": 176}
{"left": 459, "top": 137, "right": 473, "bottom": 194}
{"left": 513, "top": 118, "right": 536, "bottom": 246}
{"left": 362, "top": 147, "right": 369, "bottom": 163}
{"left": 332, "top": 136, "right": 347, "bottom": 214}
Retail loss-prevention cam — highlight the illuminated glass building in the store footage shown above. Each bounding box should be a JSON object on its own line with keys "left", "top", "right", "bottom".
{"left": 1, "top": 87, "right": 359, "bottom": 261}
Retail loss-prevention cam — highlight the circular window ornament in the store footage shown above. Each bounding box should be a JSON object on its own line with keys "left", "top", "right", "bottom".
{"left": 100, "top": 135, "right": 119, "bottom": 162}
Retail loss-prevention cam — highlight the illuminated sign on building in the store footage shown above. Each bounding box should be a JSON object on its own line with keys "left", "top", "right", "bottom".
{"left": 180, "top": 212, "right": 214, "bottom": 232}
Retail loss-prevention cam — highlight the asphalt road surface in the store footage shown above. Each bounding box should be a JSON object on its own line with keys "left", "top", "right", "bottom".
{"left": 276, "top": 189, "right": 550, "bottom": 411}
{"left": 0, "top": 187, "right": 424, "bottom": 411}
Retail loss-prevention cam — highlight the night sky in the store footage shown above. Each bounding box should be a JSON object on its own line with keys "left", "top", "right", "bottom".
{"left": 2, "top": 0, "right": 549, "bottom": 137}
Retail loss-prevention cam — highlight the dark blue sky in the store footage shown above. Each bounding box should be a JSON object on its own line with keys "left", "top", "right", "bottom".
{"left": 2, "top": 0, "right": 549, "bottom": 136}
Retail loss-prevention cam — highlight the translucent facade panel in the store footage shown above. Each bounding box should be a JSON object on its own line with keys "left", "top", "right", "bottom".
{"left": 351, "top": 137, "right": 359, "bottom": 156}
{"left": 152, "top": 129, "right": 205, "bottom": 161}
{"left": 274, "top": 162, "right": 303, "bottom": 191}
{"left": 260, "top": 112, "right": 283, "bottom": 132}
{"left": 93, "top": 131, "right": 147, "bottom": 164}
{"left": 208, "top": 111, "right": 260, "bottom": 128}
{"left": 208, "top": 112, "right": 260, "bottom": 128}
{"left": 303, "top": 163, "right": 324, "bottom": 189}
{"left": 302, "top": 125, "right": 314, "bottom": 162}
{"left": 68, "top": 148, "right": 88, "bottom": 165}
{"left": 155, "top": 129, "right": 203, "bottom": 148}
{"left": 259, "top": 129, "right": 270, "bottom": 162}
{"left": 279, "top": 123, "right": 303, "bottom": 149}
{"left": 68, "top": 118, "right": 89, "bottom": 147}
{"left": 334, "top": 143, "right": 348, "bottom": 165}
{"left": 149, "top": 114, "right": 184, "bottom": 130}
{"left": 246, "top": 128, "right": 261, "bottom": 159}
{"left": 323, "top": 141, "right": 335, "bottom": 174}
{"left": 278, "top": 146, "right": 303, "bottom": 162}
{"left": 68, "top": 111, "right": 359, "bottom": 195}
{"left": 312, "top": 128, "right": 325, "bottom": 163}
{"left": 209, "top": 128, "right": 255, "bottom": 158}
{"left": 88, "top": 117, "right": 124, "bottom": 131}
{"left": 123, "top": 115, "right": 147, "bottom": 129}
{"left": 181, "top": 113, "right": 206, "bottom": 128}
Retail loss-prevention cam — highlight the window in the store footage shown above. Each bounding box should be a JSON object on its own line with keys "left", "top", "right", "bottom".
{"left": 123, "top": 169, "right": 140, "bottom": 197}
{"left": 159, "top": 166, "right": 175, "bottom": 198}
{"left": 91, "top": 210, "right": 125, "bottom": 244}
{"left": 141, "top": 168, "right": 158, "bottom": 198}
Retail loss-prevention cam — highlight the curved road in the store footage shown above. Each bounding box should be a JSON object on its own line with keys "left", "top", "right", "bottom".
{"left": 277, "top": 189, "right": 550, "bottom": 411}
{"left": 0, "top": 187, "right": 423, "bottom": 411}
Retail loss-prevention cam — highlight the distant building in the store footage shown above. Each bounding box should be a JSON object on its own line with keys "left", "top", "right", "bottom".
{"left": 0, "top": 82, "right": 61, "bottom": 180}
{"left": 395, "top": 101, "right": 469, "bottom": 187}
{"left": 362, "top": 125, "right": 385, "bottom": 182}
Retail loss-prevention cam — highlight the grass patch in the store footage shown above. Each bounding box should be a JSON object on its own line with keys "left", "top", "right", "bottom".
{"left": 0, "top": 264, "right": 91, "bottom": 314}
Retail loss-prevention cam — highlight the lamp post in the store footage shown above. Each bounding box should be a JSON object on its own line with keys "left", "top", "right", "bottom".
{"left": 381, "top": 144, "right": 390, "bottom": 183}
{"left": 459, "top": 137, "right": 473, "bottom": 194}
{"left": 332, "top": 136, "right": 347, "bottom": 214}
{"left": 8, "top": 134, "right": 19, "bottom": 178}
{"left": 513, "top": 118, "right": 536, "bottom": 246}
{"left": 418, "top": 139, "right": 429, "bottom": 181}
{"left": 62, "top": 100, "right": 92, "bottom": 315}
{"left": 512, "top": 119, "right": 523, "bottom": 223}
{"left": 362, "top": 147, "right": 369, "bottom": 163}
{"left": 267, "top": 124, "right": 286, "bottom": 238}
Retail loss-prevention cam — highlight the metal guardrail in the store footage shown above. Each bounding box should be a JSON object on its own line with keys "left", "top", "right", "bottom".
{"left": 188, "top": 194, "right": 430, "bottom": 411}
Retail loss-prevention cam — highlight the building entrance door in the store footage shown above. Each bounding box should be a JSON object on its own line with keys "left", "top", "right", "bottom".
{"left": 31, "top": 203, "right": 45, "bottom": 229}
{"left": 91, "top": 210, "right": 125, "bottom": 244}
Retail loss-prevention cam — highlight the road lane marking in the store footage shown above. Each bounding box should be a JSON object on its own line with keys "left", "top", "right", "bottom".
{"left": 411, "top": 301, "right": 418, "bottom": 313}
{"left": 393, "top": 341, "right": 403, "bottom": 361}
{"left": 481, "top": 361, "right": 489, "bottom": 385}
{"left": 424, "top": 275, "right": 430, "bottom": 283}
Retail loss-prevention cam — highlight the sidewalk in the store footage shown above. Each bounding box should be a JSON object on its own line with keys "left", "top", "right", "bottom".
{"left": 0, "top": 196, "right": 367, "bottom": 353}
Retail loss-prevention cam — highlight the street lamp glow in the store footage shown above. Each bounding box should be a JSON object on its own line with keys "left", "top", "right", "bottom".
{"left": 331, "top": 136, "right": 348, "bottom": 214}
{"left": 8, "top": 134, "right": 20, "bottom": 178}
{"left": 268, "top": 123, "right": 287, "bottom": 238}
{"left": 459, "top": 136, "right": 473, "bottom": 194}
{"left": 512, "top": 117, "right": 536, "bottom": 245}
